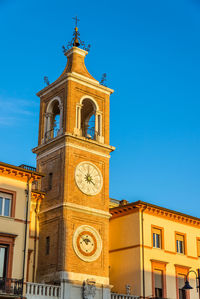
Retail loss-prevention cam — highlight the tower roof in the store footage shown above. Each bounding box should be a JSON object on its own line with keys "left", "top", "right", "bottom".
{"left": 37, "top": 19, "right": 114, "bottom": 97}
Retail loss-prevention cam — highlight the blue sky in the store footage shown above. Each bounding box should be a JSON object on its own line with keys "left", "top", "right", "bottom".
{"left": 1, "top": 0, "right": 200, "bottom": 217}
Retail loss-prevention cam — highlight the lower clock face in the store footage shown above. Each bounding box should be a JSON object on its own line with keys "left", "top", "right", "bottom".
{"left": 73, "top": 225, "right": 102, "bottom": 262}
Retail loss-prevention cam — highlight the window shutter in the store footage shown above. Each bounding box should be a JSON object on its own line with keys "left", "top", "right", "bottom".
{"left": 0, "top": 192, "right": 12, "bottom": 199}
{"left": 176, "top": 234, "right": 184, "bottom": 242}
{"left": 154, "top": 270, "right": 163, "bottom": 289}
{"left": 152, "top": 228, "right": 161, "bottom": 235}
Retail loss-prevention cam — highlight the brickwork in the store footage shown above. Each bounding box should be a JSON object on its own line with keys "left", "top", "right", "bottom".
{"left": 34, "top": 46, "right": 114, "bottom": 286}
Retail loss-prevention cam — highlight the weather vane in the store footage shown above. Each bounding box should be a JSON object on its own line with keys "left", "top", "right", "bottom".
{"left": 44, "top": 76, "right": 50, "bottom": 86}
{"left": 62, "top": 16, "right": 91, "bottom": 53}
{"left": 100, "top": 73, "right": 107, "bottom": 86}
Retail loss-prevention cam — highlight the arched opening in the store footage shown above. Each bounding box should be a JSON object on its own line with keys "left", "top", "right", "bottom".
{"left": 44, "top": 98, "right": 62, "bottom": 141}
{"left": 81, "top": 99, "right": 96, "bottom": 140}
{"left": 52, "top": 102, "right": 60, "bottom": 138}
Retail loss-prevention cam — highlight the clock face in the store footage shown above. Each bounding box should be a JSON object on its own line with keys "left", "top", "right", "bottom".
{"left": 73, "top": 225, "right": 102, "bottom": 262}
{"left": 75, "top": 162, "right": 103, "bottom": 195}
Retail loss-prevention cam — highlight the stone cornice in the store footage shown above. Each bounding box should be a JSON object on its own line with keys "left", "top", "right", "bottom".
{"left": 40, "top": 202, "right": 111, "bottom": 219}
{"left": 31, "top": 191, "right": 45, "bottom": 200}
{"left": 32, "top": 133, "right": 115, "bottom": 157}
{"left": 0, "top": 162, "right": 43, "bottom": 181}
{"left": 110, "top": 201, "right": 200, "bottom": 228}
{"left": 36, "top": 72, "right": 114, "bottom": 97}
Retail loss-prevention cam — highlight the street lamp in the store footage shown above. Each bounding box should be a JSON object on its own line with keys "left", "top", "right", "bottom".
{"left": 182, "top": 269, "right": 200, "bottom": 292}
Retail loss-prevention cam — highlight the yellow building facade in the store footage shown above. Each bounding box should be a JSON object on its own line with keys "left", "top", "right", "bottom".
{"left": 110, "top": 200, "right": 200, "bottom": 298}
{"left": 0, "top": 162, "right": 44, "bottom": 297}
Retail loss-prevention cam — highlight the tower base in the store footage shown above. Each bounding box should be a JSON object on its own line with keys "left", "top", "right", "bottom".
{"left": 61, "top": 281, "right": 111, "bottom": 299}
{"left": 37, "top": 271, "right": 111, "bottom": 299}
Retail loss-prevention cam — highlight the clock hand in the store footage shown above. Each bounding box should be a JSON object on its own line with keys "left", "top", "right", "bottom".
{"left": 80, "top": 236, "right": 85, "bottom": 243}
{"left": 79, "top": 169, "right": 86, "bottom": 176}
{"left": 80, "top": 236, "right": 91, "bottom": 245}
{"left": 83, "top": 238, "right": 91, "bottom": 245}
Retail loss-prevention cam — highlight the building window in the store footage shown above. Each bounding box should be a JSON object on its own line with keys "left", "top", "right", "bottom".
{"left": 151, "top": 261, "right": 167, "bottom": 298}
{"left": 0, "top": 233, "right": 16, "bottom": 283}
{"left": 48, "top": 173, "right": 53, "bottom": 190}
{"left": 154, "top": 269, "right": 163, "bottom": 298}
{"left": 197, "top": 238, "right": 200, "bottom": 257}
{"left": 152, "top": 227, "right": 163, "bottom": 249}
{"left": 0, "top": 245, "right": 8, "bottom": 279}
{"left": 0, "top": 192, "right": 12, "bottom": 217}
{"left": 46, "top": 236, "right": 50, "bottom": 255}
{"left": 176, "top": 234, "right": 185, "bottom": 254}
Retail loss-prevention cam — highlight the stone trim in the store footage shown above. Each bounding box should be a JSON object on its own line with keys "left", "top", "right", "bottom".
{"left": 37, "top": 73, "right": 114, "bottom": 97}
{"left": 40, "top": 202, "right": 111, "bottom": 219}
{"left": 36, "top": 141, "right": 111, "bottom": 160}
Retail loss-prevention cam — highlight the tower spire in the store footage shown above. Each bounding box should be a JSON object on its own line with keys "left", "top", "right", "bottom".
{"left": 62, "top": 17, "right": 91, "bottom": 53}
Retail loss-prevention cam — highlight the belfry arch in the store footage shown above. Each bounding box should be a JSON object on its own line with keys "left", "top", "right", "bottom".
{"left": 44, "top": 96, "right": 63, "bottom": 142}
{"left": 75, "top": 96, "right": 103, "bottom": 142}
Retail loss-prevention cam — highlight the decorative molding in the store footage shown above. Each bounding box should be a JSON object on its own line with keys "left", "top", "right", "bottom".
{"left": 68, "top": 76, "right": 112, "bottom": 95}
{"left": 80, "top": 95, "right": 99, "bottom": 110}
{"left": 174, "top": 264, "right": 191, "bottom": 270}
{"left": 37, "top": 72, "right": 114, "bottom": 98}
{"left": 36, "top": 141, "right": 111, "bottom": 160}
{"left": 37, "top": 77, "right": 68, "bottom": 97}
{"left": 110, "top": 244, "right": 200, "bottom": 261}
{"left": 35, "top": 142, "right": 65, "bottom": 159}
{"left": 40, "top": 201, "right": 111, "bottom": 219}
{"left": 59, "top": 271, "right": 109, "bottom": 285}
{"left": 150, "top": 259, "right": 169, "bottom": 265}
{"left": 65, "top": 47, "right": 88, "bottom": 57}
{"left": 0, "top": 163, "right": 42, "bottom": 181}
{"left": 72, "top": 72, "right": 98, "bottom": 85}
{"left": 67, "top": 142, "right": 110, "bottom": 158}
{"left": 110, "top": 201, "right": 200, "bottom": 228}
{"left": 14, "top": 218, "right": 31, "bottom": 224}
{"left": 46, "top": 96, "right": 62, "bottom": 112}
{"left": 83, "top": 280, "right": 96, "bottom": 299}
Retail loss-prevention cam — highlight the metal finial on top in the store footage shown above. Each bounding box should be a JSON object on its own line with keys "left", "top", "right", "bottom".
{"left": 73, "top": 16, "right": 80, "bottom": 28}
{"left": 62, "top": 17, "right": 91, "bottom": 53}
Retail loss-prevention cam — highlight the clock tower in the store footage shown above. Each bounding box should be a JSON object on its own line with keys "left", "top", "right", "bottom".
{"left": 32, "top": 24, "right": 114, "bottom": 299}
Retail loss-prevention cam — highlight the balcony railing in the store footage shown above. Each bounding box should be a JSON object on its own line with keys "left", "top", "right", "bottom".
{"left": 19, "top": 164, "right": 37, "bottom": 172}
{"left": 82, "top": 127, "right": 100, "bottom": 141}
{"left": 111, "top": 293, "right": 139, "bottom": 299}
{"left": 0, "top": 278, "right": 23, "bottom": 296}
{"left": 44, "top": 128, "right": 60, "bottom": 141}
{"left": 26, "top": 282, "right": 61, "bottom": 299}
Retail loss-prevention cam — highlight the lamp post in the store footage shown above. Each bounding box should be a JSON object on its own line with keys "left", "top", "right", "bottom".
{"left": 182, "top": 269, "right": 200, "bottom": 292}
